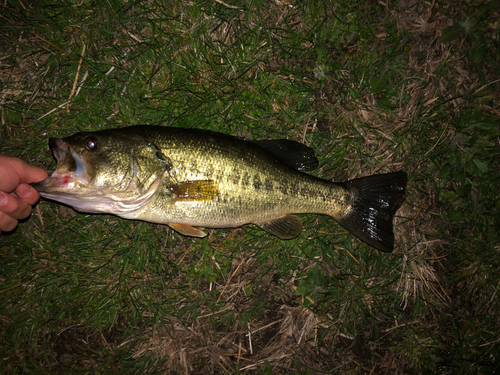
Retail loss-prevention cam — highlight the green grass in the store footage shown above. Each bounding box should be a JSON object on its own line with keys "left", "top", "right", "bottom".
{"left": 1, "top": 0, "right": 499, "bottom": 373}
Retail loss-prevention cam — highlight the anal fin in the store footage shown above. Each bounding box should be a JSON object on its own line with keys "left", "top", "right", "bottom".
{"left": 255, "top": 214, "right": 303, "bottom": 239}
{"left": 169, "top": 223, "right": 207, "bottom": 237}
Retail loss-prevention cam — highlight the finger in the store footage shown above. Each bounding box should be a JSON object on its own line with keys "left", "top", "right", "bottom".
{"left": 0, "top": 156, "right": 48, "bottom": 192}
{"left": 0, "top": 211, "right": 19, "bottom": 233}
{"left": 0, "top": 191, "right": 32, "bottom": 220}
{"left": 17, "top": 162, "right": 49, "bottom": 184}
{"left": 16, "top": 183, "right": 41, "bottom": 206}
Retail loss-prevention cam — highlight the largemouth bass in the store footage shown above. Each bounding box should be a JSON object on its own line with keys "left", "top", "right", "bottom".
{"left": 32, "top": 126, "right": 407, "bottom": 252}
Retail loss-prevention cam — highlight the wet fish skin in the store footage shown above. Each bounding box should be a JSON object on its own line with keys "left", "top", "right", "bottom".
{"left": 32, "top": 125, "right": 407, "bottom": 252}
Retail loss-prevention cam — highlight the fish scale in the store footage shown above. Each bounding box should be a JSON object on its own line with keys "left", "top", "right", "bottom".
{"left": 123, "top": 128, "right": 329, "bottom": 224}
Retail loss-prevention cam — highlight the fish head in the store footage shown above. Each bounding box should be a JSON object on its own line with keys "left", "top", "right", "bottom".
{"left": 32, "top": 129, "right": 171, "bottom": 215}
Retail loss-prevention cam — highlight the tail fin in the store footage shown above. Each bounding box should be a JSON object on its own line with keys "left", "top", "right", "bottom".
{"left": 337, "top": 171, "right": 408, "bottom": 252}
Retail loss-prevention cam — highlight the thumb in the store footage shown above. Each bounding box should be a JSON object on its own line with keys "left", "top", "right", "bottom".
{"left": 0, "top": 156, "right": 48, "bottom": 192}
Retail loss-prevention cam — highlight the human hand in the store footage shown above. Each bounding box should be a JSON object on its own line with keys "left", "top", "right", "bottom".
{"left": 0, "top": 156, "right": 48, "bottom": 234}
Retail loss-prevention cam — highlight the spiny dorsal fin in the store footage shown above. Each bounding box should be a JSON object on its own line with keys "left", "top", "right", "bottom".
{"left": 253, "top": 139, "right": 318, "bottom": 172}
{"left": 254, "top": 214, "right": 303, "bottom": 239}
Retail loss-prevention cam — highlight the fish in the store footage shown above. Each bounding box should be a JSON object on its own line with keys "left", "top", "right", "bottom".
{"left": 32, "top": 125, "right": 408, "bottom": 252}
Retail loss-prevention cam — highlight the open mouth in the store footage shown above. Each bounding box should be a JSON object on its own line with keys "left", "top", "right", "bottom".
{"left": 31, "top": 138, "right": 89, "bottom": 194}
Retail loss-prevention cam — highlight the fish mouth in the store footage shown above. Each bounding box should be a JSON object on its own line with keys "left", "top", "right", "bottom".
{"left": 31, "top": 138, "right": 89, "bottom": 194}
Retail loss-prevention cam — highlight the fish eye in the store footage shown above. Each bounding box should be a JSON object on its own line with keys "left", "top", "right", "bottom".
{"left": 84, "top": 136, "right": 100, "bottom": 151}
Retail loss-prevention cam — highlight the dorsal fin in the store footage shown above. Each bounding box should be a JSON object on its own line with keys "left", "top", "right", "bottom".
{"left": 253, "top": 139, "right": 319, "bottom": 172}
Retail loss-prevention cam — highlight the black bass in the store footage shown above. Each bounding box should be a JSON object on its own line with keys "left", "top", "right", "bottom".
{"left": 32, "top": 126, "right": 407, "bottom": 252}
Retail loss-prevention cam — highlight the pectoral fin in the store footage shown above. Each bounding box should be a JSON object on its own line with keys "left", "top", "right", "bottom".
{"left": 169, "top": 180, "right": 218, "bottom": 202}
{"left": 255, "top": 214, "right": 303, "bottom": 239}
{"left": 169, "top": 223, "right": 207, "bottom": 237}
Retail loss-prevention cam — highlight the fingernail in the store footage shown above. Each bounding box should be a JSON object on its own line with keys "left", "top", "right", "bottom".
{"left": 0, "top": 192, "right": 7, "bottom": 207}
